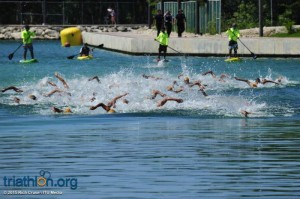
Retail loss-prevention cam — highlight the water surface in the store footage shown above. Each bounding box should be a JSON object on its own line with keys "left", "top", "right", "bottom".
{"left": 0, "top": 40, "right": 299, "bottom": 198}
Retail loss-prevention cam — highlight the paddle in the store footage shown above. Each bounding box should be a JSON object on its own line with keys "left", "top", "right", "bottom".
{"left": 230, "top": 30, "right": 257, "bottom": 59}
{"left": 67, "top": 44, "right": 104, "bottom": 59}
{"left": 8, "top": 43, "right": 23, "bottom": 60}
{"left": 237, "top": 38, "right": 257, "bottom": 59}
{"left": 154, "top": 40, "right": 187, "bottom": 58}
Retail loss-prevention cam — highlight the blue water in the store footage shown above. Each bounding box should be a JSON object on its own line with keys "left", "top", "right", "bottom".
{"left": 0, "top": 40, "right": 300, "bottom": 198}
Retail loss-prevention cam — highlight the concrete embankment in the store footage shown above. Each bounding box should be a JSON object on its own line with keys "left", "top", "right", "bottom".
{"left": 83, "top": 31, "right": 300, "bottom": 57}
{"left": 2, "top": 25, "right": 299, "bottom": 57}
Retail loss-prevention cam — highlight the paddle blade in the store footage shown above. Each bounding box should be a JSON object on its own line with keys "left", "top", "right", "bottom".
{"left": 67, "top": 55, "right": 76, "bottom": 59}
{"left": 252, "top": 53, "right": 257, "bottom": 59}
{"left": 8, "top": 53, "right": 13, "bottom": 60}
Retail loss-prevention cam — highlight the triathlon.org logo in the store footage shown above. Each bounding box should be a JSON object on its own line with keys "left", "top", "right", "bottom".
{"left": 3, "top": 170, "right": 77, "bottom": 190}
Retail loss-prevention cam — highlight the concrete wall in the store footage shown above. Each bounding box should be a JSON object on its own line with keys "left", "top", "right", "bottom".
{"left": 83, "top": 32, "right": 300, "bottom": 57}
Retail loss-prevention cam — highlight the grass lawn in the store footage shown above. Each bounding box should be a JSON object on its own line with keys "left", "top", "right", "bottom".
{"left": 271, "top": 30, "right": 300, "bottom": 37}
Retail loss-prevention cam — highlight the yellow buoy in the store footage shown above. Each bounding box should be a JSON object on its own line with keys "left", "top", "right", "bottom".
{"left": 60, "top": 27, "right": 82, "bottom": 47}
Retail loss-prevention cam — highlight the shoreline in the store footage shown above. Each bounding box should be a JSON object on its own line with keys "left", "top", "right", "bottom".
{"left": 2, "top": 24, "right": 300, "bottom": 57}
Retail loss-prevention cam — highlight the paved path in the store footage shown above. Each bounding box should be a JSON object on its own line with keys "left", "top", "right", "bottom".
{"left": 83, "top": 31, "right": 300, "bottom": 57}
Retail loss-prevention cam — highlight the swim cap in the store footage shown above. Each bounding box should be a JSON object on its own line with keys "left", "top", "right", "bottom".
{"left": 64, "top": 42, "right": 70, "bottom": 47}
{"left": 28, "top": 94, "right": 37, "bottom": 100}
{"left": 108, "top": 109, "right": 116, "bottom": 113}
{"left": 64, "top": 107, "right": 72, "bottom": 113}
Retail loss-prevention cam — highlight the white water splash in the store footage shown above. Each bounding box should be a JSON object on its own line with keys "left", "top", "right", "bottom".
{"left": 0, "top": 65, "right": 295, "bottom": 117}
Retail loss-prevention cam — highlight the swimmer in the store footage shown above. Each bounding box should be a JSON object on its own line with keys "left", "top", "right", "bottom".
{"left": 90, "top": 93, "right": 129, "bottom": 113}
{"left": 54, "top": 72, "right": 69, "bottom": 89}
{"left": 44, "top": 88, "right": 71, "bottom": 97}
{"left": 13, "top": 97, "right": 20, "bottom": 104}
{"left": 157, "top": 96, "right": 183, "bottom": 107}
{"left": 166, "top": 85, "right": 184, "bottom": 93}
{"left": 183, "top": 77, "right": 208, "bottom": 96}
{"left": 142, "top": 74, "right": 162, "bottom": 80}
{"left": 261, "top": 78, "right": 280, "bottom": 85}
{"left": 241, "top": 110, "right": 252, "bottom": 117}
{"left": 150, "top": 90, "right": 167, "bottom": 99}
{"left": 202, "top": 70, "right": 230, "bottom": 82}
{"left": 12, "top": 95, "right": 36, "bottom": 104}
{"left": 166, "top": 80, "right": 184, "bottom": 93}
{"left": 234, "top": 77, "right": 260, "bottom": 88}
{"left": 47, "top": 81, "right": 58, "bottom": 87}
{"left": 183, "top": 77, "right": 206, "bottom": 90}
{"left": 88, "top": 76, "right": 100, "bottom": 83}
{"left": 149, "top": 90, "right": 183, "bottom": 107}
{"left": 52, "top": 106, "right": 73, "bottom": 113}
{"left": 2, "top": 86, "right": 23, "bottom": 93}
{"left": 28, "top": 94, "right": 37, "bottom": 100}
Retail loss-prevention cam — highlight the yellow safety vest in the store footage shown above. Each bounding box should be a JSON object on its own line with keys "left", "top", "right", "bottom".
{"left": 22, "top": 30, "right": 35, "bottom": 44}
{"left": 226, "top": 28, "right": 240, "bottom": 41}
{"left": 156, "top": 32, "right": 169, "bottom": 46}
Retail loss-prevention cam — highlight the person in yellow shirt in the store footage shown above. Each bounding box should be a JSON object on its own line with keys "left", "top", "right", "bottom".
{"left": 226, "top": 23, "right": 240, "bottom": 58}
{"left": 155, "top": 27, "right": 169, "bottom": 61}
{"left": 21, "top": 25, "right": 36, "bottom": 60}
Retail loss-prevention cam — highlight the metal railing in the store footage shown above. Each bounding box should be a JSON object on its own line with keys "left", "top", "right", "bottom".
{"left": 0, "top": 1, "right": 148, "bottom": 25}
{"left": 156, "top": 0, "right": 221, "bottom": 34}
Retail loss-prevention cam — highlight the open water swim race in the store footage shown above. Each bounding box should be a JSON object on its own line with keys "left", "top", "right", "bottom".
{"left": 1, "top": 40, "right": 300, "bottom": 198}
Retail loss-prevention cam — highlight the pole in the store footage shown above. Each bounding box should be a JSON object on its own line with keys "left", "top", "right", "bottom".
{"left": 270, "top": 0, "right": 273, "bottom": 26}
{"left": 42, "top": 0, "right": 46, "bottom": 25}
{"left": 178, "top": 0, "right": 181, "bottom": 10}
{"left": 196, "top": 0, "right": 199, "bottom": 34}
{"left": 259, "top": 0, "right": 263, "bottom": 37}
{"left": 148, "top": 0, "right": 151, "bottom": 29}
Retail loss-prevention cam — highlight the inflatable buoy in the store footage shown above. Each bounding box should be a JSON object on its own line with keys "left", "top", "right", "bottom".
{"left": 60, "top": 27, "right": 82, "bottom": 47}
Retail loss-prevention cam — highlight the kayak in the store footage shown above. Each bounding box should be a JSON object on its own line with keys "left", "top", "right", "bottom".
{"left": 77, "top": 55, "right": 93, "bottom": 60}
{"left": 224, "top": 57, "right": 241, "bottom": 62}
{"left": 19, "top": 59, "right": 38, "bottom": 64}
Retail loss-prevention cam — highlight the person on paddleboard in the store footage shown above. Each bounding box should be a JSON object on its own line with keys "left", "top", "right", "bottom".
{"left": 155, "top": 27, "right": 169, "bottom": 61}
{"left": 226, "top": 23, "right": 240, "bottom": 58}
{"left": 21, "top": 25, "right": 36, "bottom": 60}
{"left": 79, "top": 43, "right": 91, "bottom": 57}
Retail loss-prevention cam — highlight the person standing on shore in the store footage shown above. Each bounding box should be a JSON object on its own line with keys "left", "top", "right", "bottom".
{"left": 154, "top": 9, "right": 164, "bottom": 36}
{"left": 164, "top": 11, "right": 173, "bottom": 37}
{"left": 110, "top": 8, "right": 117, "bottom": 26}
{"left": 155, "top": 27, "right": 169, "bottom": 61}
{"left": 175, "top": 9, "right": 186, "bottom": 37}
{"left": 21, "top": 25, "right": 36, "bottom": 60}
{"left": 226, "top": 23, "right": 240, "bottom": 58}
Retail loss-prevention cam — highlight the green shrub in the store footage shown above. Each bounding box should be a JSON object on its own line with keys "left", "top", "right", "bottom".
{"left": 207, "top": 20, "right": 217, "bottom": 35}
{"left": 278, "top": 9, "right": 295, "bottom": 34}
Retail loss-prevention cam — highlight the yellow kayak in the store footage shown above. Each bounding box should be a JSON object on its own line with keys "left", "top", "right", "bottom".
{"left": 224, "top": 57, "right": 242, "bottom": 62}
{"left": 77, "top": 55, "right": 93, "bottom": 60}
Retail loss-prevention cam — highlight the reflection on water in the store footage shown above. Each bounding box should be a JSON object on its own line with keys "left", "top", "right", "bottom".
{"left": 1, "top": 117, "right": 300, "bottom": 198}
